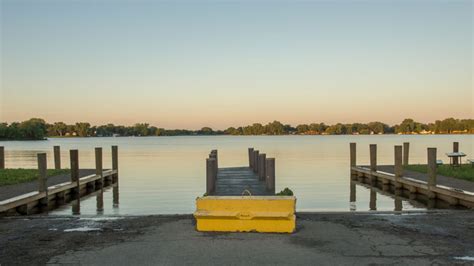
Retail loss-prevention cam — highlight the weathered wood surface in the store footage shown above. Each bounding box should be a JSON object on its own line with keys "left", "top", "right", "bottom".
{"left": 215, "top": 167, "right": 271, "bottom": 196}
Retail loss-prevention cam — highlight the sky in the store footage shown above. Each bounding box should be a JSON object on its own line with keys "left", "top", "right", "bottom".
{"left": 1, "top": 0, "right": 472, "bottom": 129}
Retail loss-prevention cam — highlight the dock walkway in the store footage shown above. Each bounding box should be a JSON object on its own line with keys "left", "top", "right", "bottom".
{"left": 215, "top": 167, "right": 271, "bottom": 196}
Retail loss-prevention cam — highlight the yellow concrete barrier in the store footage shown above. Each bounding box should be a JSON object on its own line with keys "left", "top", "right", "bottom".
{"left": 194, "top": 196, "right": 296, "bottom": 233}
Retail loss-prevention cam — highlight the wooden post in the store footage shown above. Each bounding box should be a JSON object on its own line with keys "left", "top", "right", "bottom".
{"left": 453, "top": 142, "right": 459, "bottom": 165}
{"left": 206, "top": 158, "right": 217, "bottom": 195}
{"left": 253, "top": 150, "right": 259, "bottom": 173}
{"left": 403, "top": 142, "right": 409, "bottom": 166}
{"left": 210, "top": 149, "right": 218, "bottom": 168}
{"left": 369, "top": 189, "right": 377, "bottom": 211}
{"left": 0, "top": 146, "right": 4, "bottom": 169}
{"left": 394, "top": 145, "right": 403, "bottom": 189}
{"left": 248, "top": 148, "right": 254, "bottom": 169}
{"left": 53, "top": 146, "right": 61, "bottom": 170}
{"left": 37, "top": 153, "right": 48, "bottom": 194}
{"left": 258, "top": 153, "right": 266, "bottom": 181}
{"left": 266, "top": 158, "right": 275, "bottom": 194}
{"left": 350, "top": 143, "right": 356, "bottom": 167}
{"left": 95, "top": 147, "right": 103, "bottom": 187}
{"left": 427, "top": 148, "right": 437, "bottom": 187}
{"left": 70, "top": 150, "right": 80, "bottom": 198}
{"left": 369, "top": 144, "right": 377, "bottom": 172}
{"left": 112, "top": 145, "right": 118, "bottom": 183}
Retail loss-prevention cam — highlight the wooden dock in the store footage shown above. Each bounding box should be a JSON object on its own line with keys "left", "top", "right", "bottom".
{"left": 0, "top": 145, "right": 119, "bottom": 216}
{"left": 215, "top": 167, "right": 271, "bottom": 196}
{"left": 206, "top": 148, "right": 275, "bottom": 196}
{"left": 350, "top": 142, "right": 474, "bottom": 209}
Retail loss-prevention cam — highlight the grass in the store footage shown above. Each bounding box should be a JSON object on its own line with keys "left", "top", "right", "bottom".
{"left": 404, "top": 164, "right": 474, "bottom": 182}
{"left": 0, "top": 169, "right": 70, "bottom": 186}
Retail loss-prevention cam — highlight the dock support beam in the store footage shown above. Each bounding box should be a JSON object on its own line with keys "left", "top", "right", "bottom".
{"left": 206, "top": 158, "right": 217, "bottom": 195}
{"left": 70, "top": 150, "right": 80, "bottom": 199}
{"left": 37, "top": 153, "right": 48, "bottom": 208}
{"left": 453, "top": 142, "right": 459, "bottom": 165}
{"left": 258, "top": 153, "right": 266, "bottom": 181}
{"left": 112, "top": 145, "right": 118, "bottom": 183}
{"left": 350, "top": 143, "right": 356, "bottom": 179}
{"left": 369, "top": 144, "right": 377, "bottom": 172}
{"left": 266, "top": 158, "right": 275, "bottom": 194}
{"left": 248, "top": 148, "right": 254, "bottom": 169}
{"left": 95, "top": 147, "right": 103, "bottom": 187}
{"left": 403, "top": 142, "right": 409, "bottom": 166}
{"left": 54, "top": 146, "right": 61, "bottom": 170}
{"left": 0, "top": 146, "right": 4, "bottom": 169}
{"left": 427, "top": 148, "right": 437, "bottom": 187}
{"left": 394, "top": 145, "right": 403, "bottom": 189}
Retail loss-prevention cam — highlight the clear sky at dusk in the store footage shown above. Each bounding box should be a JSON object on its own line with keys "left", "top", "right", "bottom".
{"left": 1, "top": 0, "right": 472, "bottom": 129}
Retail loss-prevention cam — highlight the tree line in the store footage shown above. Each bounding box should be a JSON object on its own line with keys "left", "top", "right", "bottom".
{"left": 0, "top": 118, "right": 473, "bottom": 140}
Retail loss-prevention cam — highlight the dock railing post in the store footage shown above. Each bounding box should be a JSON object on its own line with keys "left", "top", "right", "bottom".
{"left": 403, "top": 142, "right": 409, "bottom": 166}
{"left": 53, "top": 145, "right": 61, "bottom": 170}
{"left": 37, "top": 153, "right": 48, "bottom": 210}
{"left": 112, "top": 145, "right": 118, "bottom": 183}
{"left": 350, "top": 143, "right": 356, "bottom": 179}
{"left": 369, "top": 144, "right": 377, "bottom": 172}
{"left": 95, "top": 147, "right": 103, "bottom": 187}
{"left": 0, "top": 146, "right": 4, "bottom": 169}
{"left": 427, "top": 148, "right": 437, "bottom": 187}
{"left": 253, "top": 150, "right": 259, "bottom": 173}
{"left": 70, "top": 150, "right": 80, "bottom": 198}
{"left": 394, "top": 145, "right": 403, "bottom": 189}
{"left": 37, "top": 152, "right": 48, "bottom": 193}
{"left": 206, "top": 158, "right": 217, "bottom": 195}
{"left": 266, "top": 158, "right": 275, "bottom": 194}
{"left": 258, "top": 153, "right": 266, "bottom": 181}
{"left": 453, "top": 142, "right": 459, "bottom": 165}
{"left": 248, "top": 148, "right": 254, "bottom": 169}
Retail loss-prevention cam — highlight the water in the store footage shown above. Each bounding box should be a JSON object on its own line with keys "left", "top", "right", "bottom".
{"left": 1, "top": 135, "right": 472, "bottom": 215}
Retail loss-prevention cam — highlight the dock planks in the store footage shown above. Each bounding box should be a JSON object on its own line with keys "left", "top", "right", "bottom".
{"left": 215, "top": 167, "right": 271, "bottom": 196}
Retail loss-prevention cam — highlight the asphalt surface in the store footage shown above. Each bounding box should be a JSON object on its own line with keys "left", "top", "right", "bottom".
{"left": 1, "top": 211, "right": 473, "bottom": 265}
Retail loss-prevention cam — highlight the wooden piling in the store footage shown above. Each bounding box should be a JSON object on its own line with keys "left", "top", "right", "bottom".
{"left": 0, "top": 146, "right": 4, "bottom": 169}
{"left": 248, "top": 148, "right": 254, "bottom": 169}
{"left": 403, "top": 142, "right": 409, "bottom": 166}
{"left": 369, "top": 144, "right": 377, "bottom": 172}
{"left": 95, "top": 147, "right": 103, "bottom": 187}
{"left": 112, "top": 145, "right": 118, "bottom": 183}
{"left": 206, "top": 158, "right": 217, "bottom": 195}
{"left": 53, "top": 146, "right": 61, "bottom": 170}
{"left": 266, "top": 158, "right": 275, "bottom": 194}
{"left": 70, "top": 150, "right": 80, "bottom": 198}
{"left": 453, "top": 142, "right": 459, "bottom": 165}
{"left": 369, "top": 189, "right": 377, "bottom": 211}
{"left": 427, "top": 148, "right": 437, "bottom": 187}
{"left": 37, "top": 153, "right": 48, "bottom": 194}
{"left": 394, "top": 145, "right": 403, "bottom": 189}
{"left": 350, "top": 143, "right": 356, "bottom": 167}
{"left": 258, "top": 153, "right": 266, "bottom": 181}
{"left": 253, "top": 150, "right": 259, "bottom": 173}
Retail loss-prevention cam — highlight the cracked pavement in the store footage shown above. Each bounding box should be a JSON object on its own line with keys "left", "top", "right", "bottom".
{"left": 1, "top": 211, "right": 473, "bottom": 265}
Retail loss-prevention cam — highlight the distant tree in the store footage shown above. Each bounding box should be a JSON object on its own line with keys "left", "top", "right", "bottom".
{"left": 296, "top": 124, "right": 309, "bottom": 134}
{"left": 199, "top": 127, "right": 214, "bottom": 135}
{"left": 75, "top": 122, "right": 91, "bottom": 137}
{"left": 19, "top": 118, "right": 47, "bottom": 140}
{"left": 134, "top": 123, "right": 150, "bottom": 136}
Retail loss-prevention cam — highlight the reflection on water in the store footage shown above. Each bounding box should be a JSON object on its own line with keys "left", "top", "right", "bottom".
{"left": 0, "top": 135, "right": 471, "bottom": 215}
{"left": 349, "top": 180, "right": 466, "bottom": 211}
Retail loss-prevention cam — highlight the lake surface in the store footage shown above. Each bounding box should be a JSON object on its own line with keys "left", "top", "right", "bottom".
{"left": 1, "top": 135, "right": 472, "bottom": 215}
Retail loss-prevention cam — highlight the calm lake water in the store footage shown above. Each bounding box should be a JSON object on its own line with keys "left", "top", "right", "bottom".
{"left": 1, "top": 135, "right": 472, "bottom": 215}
